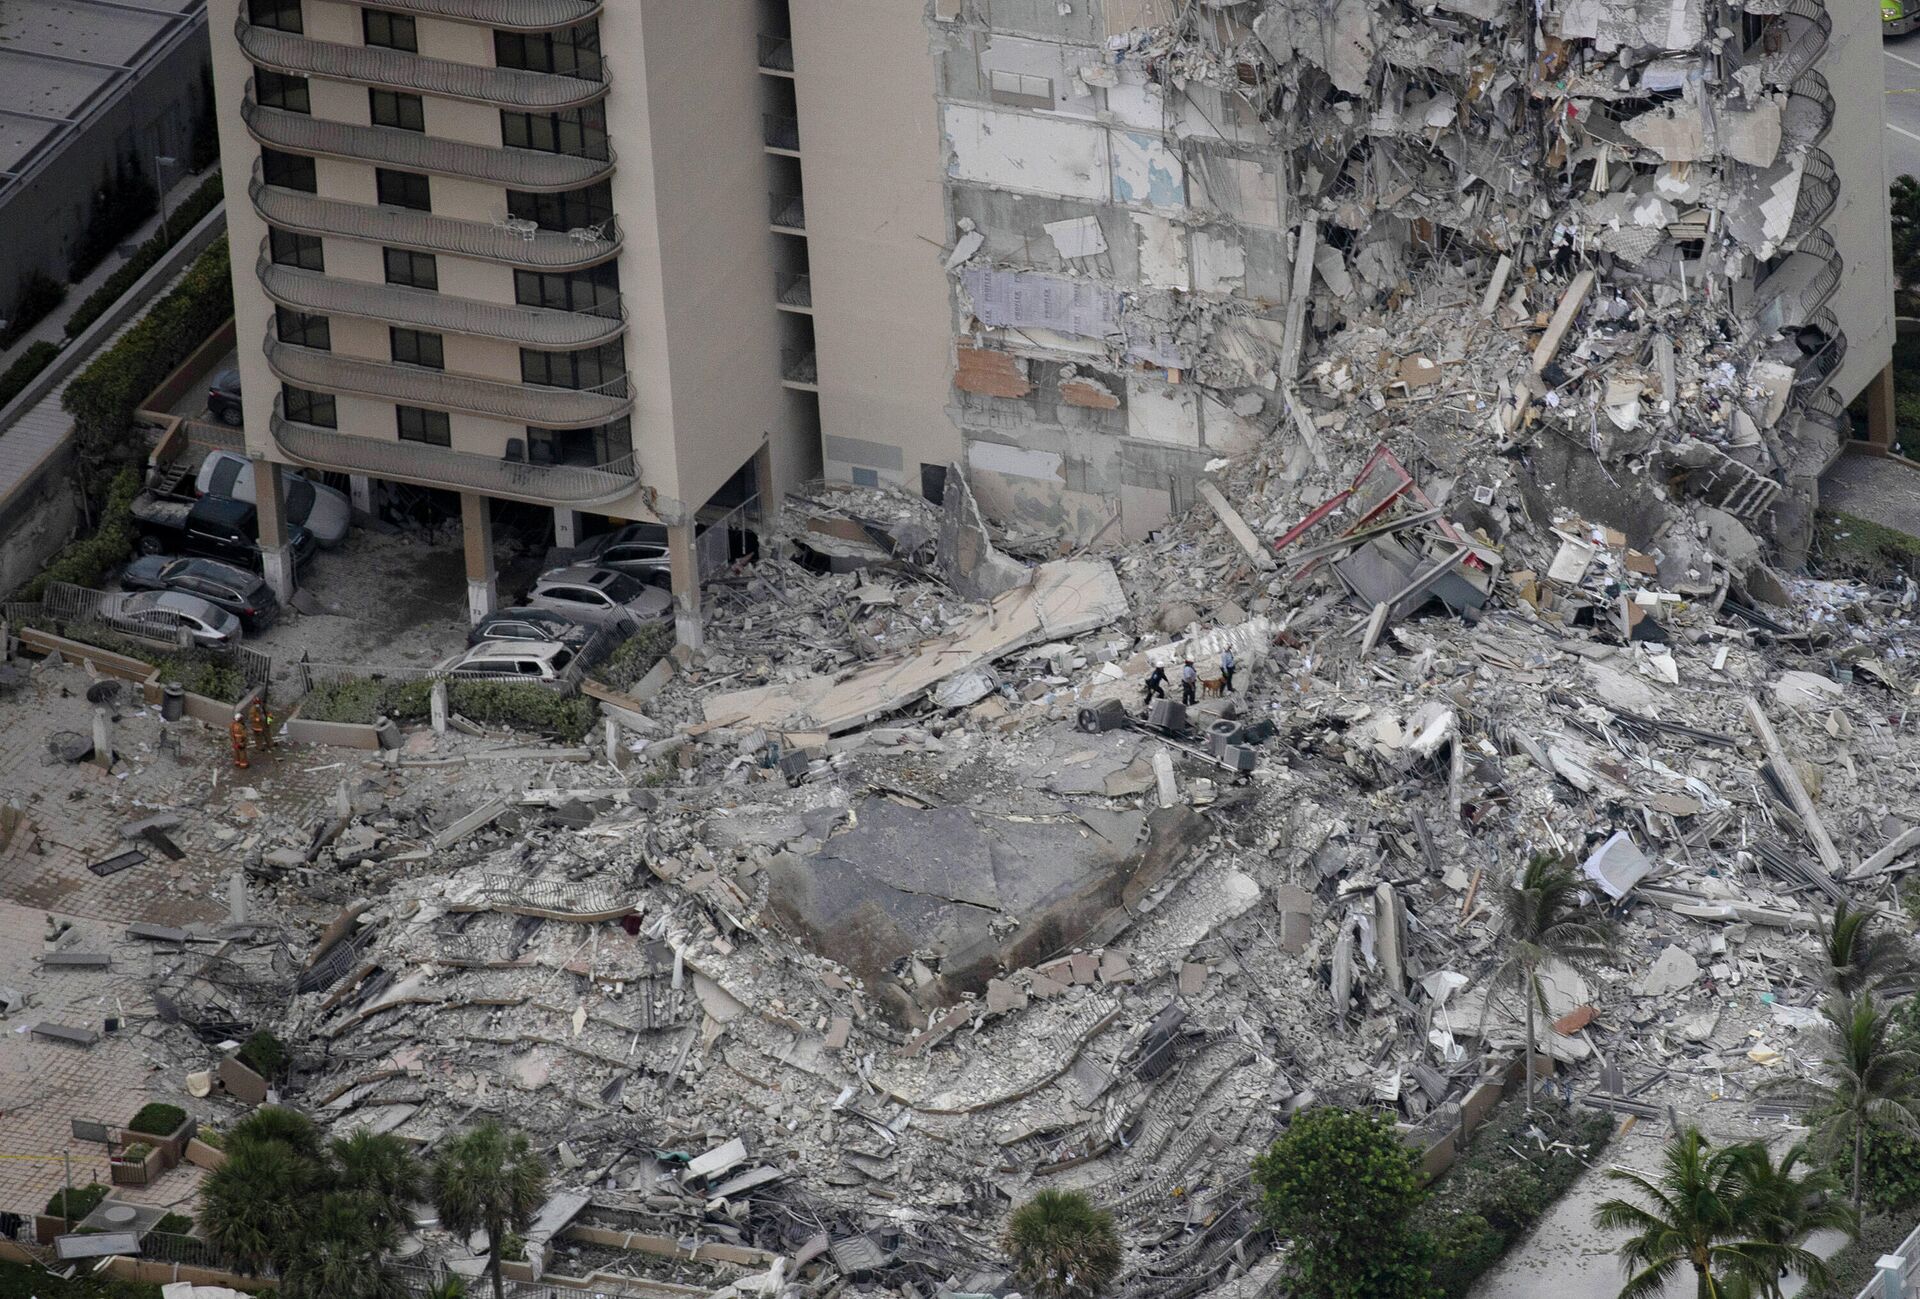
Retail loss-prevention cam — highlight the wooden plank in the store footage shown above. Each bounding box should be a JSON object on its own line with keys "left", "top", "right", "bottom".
{"left": 1743, "top": 697, "right": 1844, "bottom": 877}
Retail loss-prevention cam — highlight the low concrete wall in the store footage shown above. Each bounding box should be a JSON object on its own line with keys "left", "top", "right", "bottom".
{"left": 281, "top": 714, "right": 382, "bottom": 750}
{"left": 100, "top": 1255, "right": 276, "bottom": 1292}
{"left": 142, "top": 317, "right": 236, "bottom": 415}
{"left": 18, "top": 627, "right": 159, "bottom": 683}
{"left": 0, "top": 441, "right": 80, "bottom": 599}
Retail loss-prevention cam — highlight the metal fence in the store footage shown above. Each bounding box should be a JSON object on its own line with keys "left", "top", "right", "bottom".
{"left": 8, "top": 584, "right": 272, "bottom": 697}
{"left": 287, "top": 625, "right": 613, "bottom": 704}
{"left": 141, "top": 1230, "right": 225, "bottom": 1270}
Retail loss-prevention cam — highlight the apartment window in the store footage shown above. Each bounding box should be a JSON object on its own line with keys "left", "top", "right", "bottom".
{"left": 362, "top": 9, "right": 417, "bottom": 51}
{"left": 255, "top": 70, "right": 310, "bottom": 114}
{"left": 397, "top": 405, "right": 451, "bottom": 446}
{"left": 276, "top": 307, "right": 330, "bottom": 351}
{"left": 514, "top": 263, "right": 618, "bottom": 314}
{"left": 529, "top": 417, "right": 630, "bottom": 466}
{"left": 270, "top": 228, "right": 324, "bottom": 271}
{"left": 521, "top": 342, "right": 624, "bottom": 390}
{"left": 494, "top": 21, "right": 603, "bottom": 79}
{"left": 390, "top": 328, "right": 444, "bottom": 369}
{"left": 260, "top": 148, "right": 316, "bottom": 193}
{"left": 282, "top": 385, "right": 336, "bottom": 427}
{"left": 383, "top": 247, "right": 437, "bottom": 290}
{"left": 506, "top": 181, "right": 613, "bottom": 233}
{"left": 500, "top": 105, "right": 607, "bottom": 160}
{"left": 375, "top": 168, "right": 431, "bottom": 211}
{"left": 248, "top": 0, "right": 302, "bottom": 33}
{"left": 987, "top": 69, "right": 1055, "bottom": 109}
{"left": 370, "top": 89, "right": 426, "bottom": 132}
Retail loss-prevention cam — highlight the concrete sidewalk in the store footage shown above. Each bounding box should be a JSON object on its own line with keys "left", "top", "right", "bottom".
{"left": 1822, "top": 454, "right": 1920, "bottom": 539}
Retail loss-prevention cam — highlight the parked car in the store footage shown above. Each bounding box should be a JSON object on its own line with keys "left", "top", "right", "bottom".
{"left": 570, "top": 523, "right": 673, "bottom": 585}
{"left": 120, "top": 556, "right": 280, "bottom": 631}
{"left": 524, "top": 567, "right": 672, "bottom": 631}
{"left": 107, "top": 591, "right": 242, "bottom": 649}
{"left": 467, "top": 607, "right": 591, "bottom": 649}
{"left": 433, "top": 640, "right": 577, "bottom": 685}
{"left": 196, "top": 451, "right": 352, "bottom": 547}
{"left": 131, "top": 492, "right": 318, "bottom": 572}
{"left": 208, "top": 370, "right": 244, "bottom": 427}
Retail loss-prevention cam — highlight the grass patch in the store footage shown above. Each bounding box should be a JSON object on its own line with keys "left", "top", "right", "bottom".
{"left": 235, "top": 1030, "right": 287, "bottom": 1079}
{"left": 1815, "top": 509, "right": 1920, "bottom": 582}
{"left": 1412, "top": 1099, "right": 1615, "bottom": 1299}
{"left": 152, "top": 1213, "right": 194, "bottom": 1237}
{"left": 15, "top": 613, "right": 245, "bottom": 702}
{"left": 45, "top": 1184, "right": 109, "bottom": 1220}
{"left": 126, "top": 1103, "right": 186, "bottom": 1137}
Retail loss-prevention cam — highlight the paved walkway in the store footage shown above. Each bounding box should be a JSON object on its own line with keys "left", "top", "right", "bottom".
{"left": 1821, "top": 454, "right": 1920, "bottom": 537}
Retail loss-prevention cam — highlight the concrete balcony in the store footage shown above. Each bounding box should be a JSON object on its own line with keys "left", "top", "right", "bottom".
{"left": 258, "top": 248, "right": 626, "bottom": 348}
{"left": 770, "top": 192, "right": 805, "bottom": 232}
{"left": 264, "top": 335, "right": 632, "bottom": 428}
{"left": 242, "top": 96, "right": 613, "bottom": 192}
{"left": 757, "top": 35, "right": 795, "bottom": 75}
{"left": 781, "top": 348, "right": 818, "bottom": 390}
{"left": 776, "top": 271, "right": 813, "bottom": 312}
{"left": 237, "top": 15, "right": 606, "bottom": 110}
{"left": 250, "top": 170, "right": 620, "bottom": 270}
{"left": 1787, "top": 148, "right": 1838, "bottom": 241}
{"left": 1739, "top": 0, "right": 1830, "bottom": 88}
{"left": 1781, "top": 71, "right": 1835, "bottom": 150}
{"left": 271, "top": 403, "right": 639, "bottom": 507}
{"left": 1753, "top": 227, "right": 1843, "bottom": 333}
{"left": 352, "top": 0, "right": 602, "bottom": 30}
{"left": 764, "top": 114, "right": 801, "bottom": 153}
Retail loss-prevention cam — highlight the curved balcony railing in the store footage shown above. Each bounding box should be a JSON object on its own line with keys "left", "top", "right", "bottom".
{"left": 249, "top": 167, "right": 620, "bottom": 270}
{"left": 264, "top": 334, "right": 633, "bottom": 428}
{"left": 257, "top": 247, "right": 626, "bottom": 348}
{"left": 1788, "top": 309, "right": 1846, "bottom": 389}
{"left": 271, "top": 401, "right": 640, "bottom": 507}
{"left": 1743, "top": 0, "right": 1831, "bottom": 87}
{"left": 1787, "top": 148, "right": 1838, "bottom": 241}
{"left": 242, "top": 95, "right": 613, "bottom": 192}
{"left": 1781, "top": 71, "right": 1835, "bottom": 149}
{"left": 1799, "top": 385, "right": 1849, "bottom": 435}
{"left": 348, "top": 0, "right": 602, "bottom": 30}
{"left": 237, "top": 15, "right": 605, "bottom": 110}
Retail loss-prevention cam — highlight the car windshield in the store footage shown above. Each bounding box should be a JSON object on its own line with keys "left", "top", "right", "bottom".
{"left": 598, "top": 573, "right": 646, "bottom": 602}
{"left": 549, "top": 648, "right": 574, "bottom": 672}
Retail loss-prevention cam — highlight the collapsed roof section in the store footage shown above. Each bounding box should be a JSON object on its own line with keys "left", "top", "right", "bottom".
{"left": 930, "top": 0, "right": 1852, "bottom": 564}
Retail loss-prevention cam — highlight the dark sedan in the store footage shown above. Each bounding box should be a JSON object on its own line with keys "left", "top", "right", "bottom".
{"left": 120, "top": 555, "right": 281, "bottom": 631}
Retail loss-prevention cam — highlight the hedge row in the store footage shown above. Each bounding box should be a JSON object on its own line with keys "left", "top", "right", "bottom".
{"left": 0, "top": 340, "right": 60, "bottom": 410}
{"left": 297, "top": 675, "right": 596, "bottom": 743}
{"left": 2, "top": 271, "right": 66, "bottom": 348}
{"left": 1413, "top": 1100, "right": 1615, "bottom": 1298}
{"left": 12, "top": 603, "right": 246, "bottom": 701}
{"left": 16, "top": 466, "right": 141, "bottom": 601}
{"left": 65, "top": 172, "right": 226, "bottom": 340}
{"left": 591, "top": 622, "right": 674, "bottom": 692}
{"left": 63, "top": 236, "right": 232, "bottom": 461}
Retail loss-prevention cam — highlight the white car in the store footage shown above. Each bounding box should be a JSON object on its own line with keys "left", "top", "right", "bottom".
{"left": 524, "top": 566, "right": 672, "bottom": 631}
{"left": 433, "top": 640, "right": 578, "bottom": 685}
{"left": 109, "top": 590, "right": 242, "bottom": 649}
{"left": 196, "top": 451, "right": 352, "bottom": 548}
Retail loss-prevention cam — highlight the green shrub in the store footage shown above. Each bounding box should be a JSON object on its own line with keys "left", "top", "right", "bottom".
{"left": 297, "top": 675, "right": 593, "bottom": 741}
{"left": 117, "top": 1143, "right": 154, "bottom": 1163}
{"left": 195, "top": 1126, "right": 225, "bottom": 1151}
{"left": 0, "top": 340, "right": 61, "bottom": 410}
{"left": 295, "top": 676, "right": 430, "bottom": 725}
{"left": 1800, "top": 1210, "right": 1911, "bottom": 1298}
{"left": 128, "top": 1102, "right": 188, "bottom": 1136}
{"left": 3, "top": 270, "right": 67, "bottom": 347}
{"left": 65, "top": 173, "right": 225, "bottom": 340}
{"left": 63, "top": 237, "right": 231, "bottom": 482}
{"left": 1425, "top": 1212, "right": 1505, "bottom": 1297}
{"left": 16, "top": 466, "right": 142, "bottom": 601}
{"left": 592, "top": 622, "right": 674, "bottom": 692}
{"left": 235, "top": 1030, "right": 287, "bottom": 1078}
{"left": 46, "top": 1183, "right": 110, "bottom": 1220}
{"left": 153, "top": 1212, "right": 194, "bottom": 1237}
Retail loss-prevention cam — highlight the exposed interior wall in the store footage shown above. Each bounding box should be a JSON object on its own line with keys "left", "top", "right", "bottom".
{"left": 1824, "top": 0, "right": 1896, "bottom": 406}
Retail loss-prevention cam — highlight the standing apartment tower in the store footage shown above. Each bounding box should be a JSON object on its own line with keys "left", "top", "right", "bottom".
{"left": 209, "top": 0, "right": 950, "bottom": 640}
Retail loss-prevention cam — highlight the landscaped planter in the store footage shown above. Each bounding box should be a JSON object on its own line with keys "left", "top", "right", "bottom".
{"left": 18, "top": 628, "right": 158, "bottom": 685}
{"left": 33, "top": 1214, "right": 65, "bottom": 1245}
{"left": 216, "top": 1055, "right": 270, "bottom": 1106}
{"left": 183, "top": 1136, "right": 227, "bottom": 1170}
{"left": 110, "top": 1143, "right": 164, "bottom": 1186}
{"left": 121, "top": 1106, "right": 196, "bottom": 1169}
{"left": 280, "top": 710, "right": 382, "bottom": 750}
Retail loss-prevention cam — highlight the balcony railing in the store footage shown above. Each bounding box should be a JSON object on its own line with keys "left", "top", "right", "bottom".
{"left": 770, "top": 192, "right": 806, "bottom": 231}
{"left": 1757, "top": 227, "right": 1842, "bottom": 328}
{"left": 1742, "top": 0, "right": 1831, "bottom": 87}
{"left": 757, "top": 34, "right": 796, "bottom": 73}
{"left": 1781, "top": 71, "right": 1835, "bottom": 149}
{"left": 1801, "top": 384, "right": 1849, "bottom": 436}
{"left": 271, "top": 404, "right": 640, "bottom": 507}
{"left": 764, "top": 114, "right": 801, "bottom": 151}
{"left": 347, "top": 0, "right": 603, "bottom": 30}
{"left": 781, "top": 348, "right": 818, "bottom": 387}
{"left": 242, "top": 96, "right": 613, "bottom": 192}
{"left": 1788, "top": 148, "right": 1838, "bottom": 241}
{"left": 237, "top": 14, "right": 606, "bottom": 110}
{"left": 264, "top": 335, "right": 633, "bottom": 428}
{"left": 1789, "top": 309, "right": 1846, "bottom": 389}
{"left": 776, "top": 272, "right": 813, "bottom": 310}
{"left": 249, "top": 167, "right": 620, "bottom": 270}
{"left": 257, "top": 246, "right": 626, "bottom": 348}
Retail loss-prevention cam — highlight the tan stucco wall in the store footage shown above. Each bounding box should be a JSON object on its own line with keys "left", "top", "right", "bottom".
{"left": 209, "top": 3, "right": 279, "bottom": 465}
{"left": 791, "top": 0, "right": 956, "bottom": 494}
{"left": 1823, "top": 7, "right": 1896, "bottom": 403}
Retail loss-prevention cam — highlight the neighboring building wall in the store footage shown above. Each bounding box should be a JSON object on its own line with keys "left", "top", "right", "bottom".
{"left": 1823, "top": 0, "right": 1895, "bottom": 406}
{"left": 208, "top": 5, "right": 277, "bottom": 469}
{"left": 790, "top": 1, "right": 955, "bottom": 499}
{"left": 0, "top": 4, "right": 210, "bottom": 325}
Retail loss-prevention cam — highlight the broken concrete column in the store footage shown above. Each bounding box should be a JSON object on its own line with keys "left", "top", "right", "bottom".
{"left": 91, "top": 707, "right": 112, "bottom": 770}
{"left": 605, "top": 717, "right": 624, "bottom": 769}
{"left": 228, "top": 868, "right": 249, "bottom": 925}
{"left": 1374, "top": 883, "right": 1406, "bottom": 994}
{"left": 431, "top": 680, "right": 448, "bottom": 735}
{"left": 1152, "top": 749, "right": 1178, "bottom": 808}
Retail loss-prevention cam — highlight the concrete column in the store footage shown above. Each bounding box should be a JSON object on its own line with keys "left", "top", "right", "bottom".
{"left": 430, "top": 680, "right": 448, "bottom": 734}
{"left": 751, "top": 440, "right": 778, "bottom": 530}
{"left": 91, "top": 707, "right": 113, "bottom": 770}
{"left": 1864, "top": 362, "right": 1898, "bottom": 453}
{"left": 460, "top": 492, "right": 498, "bottom": 624}
{"left": 667, "top": 521, "right": 704, "bottom": 651}
{"left": 553, "top": 507, "right": 581, "bottom": 550}
{"left": 348, "top": 474, "right": 374, "bottom": 516}
{"left": 253, "top": 458, "right": 296, "bottom": 602}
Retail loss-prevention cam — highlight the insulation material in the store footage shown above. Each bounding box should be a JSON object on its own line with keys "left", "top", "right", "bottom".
{"left": 968, "top": 439, "right": 1065, "bottom": 481}
{"left": 1044, "top": 215, "right": 1110, "bottom": 259}
{"left": 943, "top": 104, "right": 1108, "bottom": 200}
{"left": 1132, "top": 212, "right": 1191, "bottom": 290}
{"left": 961, "top": 268, "right": 1124, "bottom": 340}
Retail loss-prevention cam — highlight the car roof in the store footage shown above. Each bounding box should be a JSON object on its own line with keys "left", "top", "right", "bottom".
{"left": 488, "top": 607, "right": 569, "bottom": 624}
{"left": 131, "top": 590, "right": 224, "bottom": 616}
{"left": 212, "top": 369, "right": 241, "bottom": 389}
{"left": 459, "top": 640, "right": 570, "bottom": 663}
{"left": 194, "top": 496, "right": 256, "bottom": 525}
{"left": 539, "top": 566, "right": 623, "bottom": 588}
{"left": 175, "top": 556, "right": 259, "bottom": 583}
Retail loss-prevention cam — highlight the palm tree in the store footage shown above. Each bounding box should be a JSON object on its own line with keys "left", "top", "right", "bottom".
{"left": 1818, "top": 901, "right": 1912, "bottom": 996}
{"left": 201, "top": 1131, "right": 327, "bottom": 1275}
{"left": 1796, "top": 994, "right": 1920, "bottom": 1208}
{"left": 226, "top": 1104, "right": 324, "bottom": 1159}
{"left": 1734, "top": 1141, "right": 1856, "bottom": 1298}
{"left": 429, "top": 1121, "right": 548, "bottom": 1299}
{"left": 1488, "top": 852, "right": 1617, "bottom": 1111}
{"left": 279, "top": 1191, "right": 411, "bottom": 1299}
{"left": 1005, "top": 1189, "right": 1123, "bottom": 1299}
{"left": 1593, "top": 1127, "right": 1829, "bottom": 1299}
{"left": 332, "top": 1130, "right": 423, "bottom": 1232}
